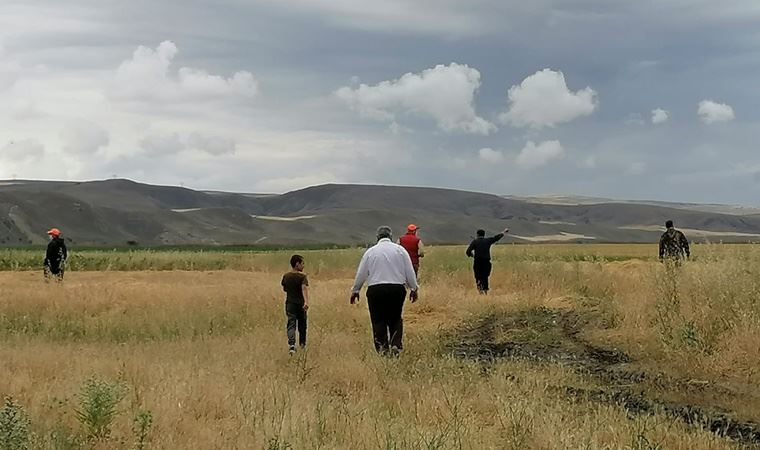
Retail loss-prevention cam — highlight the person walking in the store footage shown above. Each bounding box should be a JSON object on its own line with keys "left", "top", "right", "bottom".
{"left": 44, "top": 228, "right": 67, "bottom": 282}
{"left": 281, "top": 254, "right": 310, "bottom": 355}
{"left": 398, "top": 224, "right": 425, "bottom": 275}
{"left": 351, "top": 226, "right": 419, "bottom": 355}
{"left": 466, "top": 228, "right": 509, "bottom": 294}
{"left": 659, "top": 220, "right": 690, "bottom": 263}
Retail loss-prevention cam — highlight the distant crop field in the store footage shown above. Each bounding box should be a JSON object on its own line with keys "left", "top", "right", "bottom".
{"left": 1, "top": 244, "right": 758, "bottom": 449}
{"left": 4, "top": 243, "right": 754, "bottom": 272}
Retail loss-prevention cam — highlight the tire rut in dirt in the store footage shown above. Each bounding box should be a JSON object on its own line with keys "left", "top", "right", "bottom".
{"left": 448, "top": 307, "right": 760, "bottom": 447}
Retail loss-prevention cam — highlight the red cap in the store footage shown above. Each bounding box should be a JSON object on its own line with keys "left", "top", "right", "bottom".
{"left": 407, "top": 224, "right": 419, "bottom": 232}
{"left": 47, "top": 228, "right": 61, "bottom": 237}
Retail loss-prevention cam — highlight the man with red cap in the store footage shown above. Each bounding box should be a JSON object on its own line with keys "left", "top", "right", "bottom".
{"left": 398, "top": 224, "right": 425, "bottom": 275}
{"left": 44, "top": 228, "right": 67, "bottom": 282}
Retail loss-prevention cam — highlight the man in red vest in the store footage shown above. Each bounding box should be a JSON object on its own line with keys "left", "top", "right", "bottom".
{"left": 398, "top": 224, "right": 425, "bottom": 275}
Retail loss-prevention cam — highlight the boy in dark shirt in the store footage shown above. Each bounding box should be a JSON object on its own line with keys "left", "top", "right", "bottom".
{"left": 44, "top": 228, "right": 68, "bottom": 282}
{"left": 281, "top": 254, "right": 310, "bottom": 355}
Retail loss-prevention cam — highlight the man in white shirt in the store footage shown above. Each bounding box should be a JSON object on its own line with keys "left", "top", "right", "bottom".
{"left": 351, "top": 226, "right": 419, "bottom": 354}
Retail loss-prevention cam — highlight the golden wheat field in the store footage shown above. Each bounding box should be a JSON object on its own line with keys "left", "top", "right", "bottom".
{"left": 1, "top": 244, "right": 759, "bottom": 449}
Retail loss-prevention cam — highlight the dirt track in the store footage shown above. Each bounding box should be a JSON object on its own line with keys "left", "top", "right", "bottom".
{"left": 449, "top": 307, "right": 760, "bottom": 447}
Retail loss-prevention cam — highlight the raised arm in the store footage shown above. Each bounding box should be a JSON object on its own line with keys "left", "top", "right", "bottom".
{"left": 417, "top": 240, "right": 425, "bottom": 258}
{"left": 488, "top": 233, "right": 504, "bottom": 245}
{"left": 488, "top": 228, "right": 509, "bottom": 245}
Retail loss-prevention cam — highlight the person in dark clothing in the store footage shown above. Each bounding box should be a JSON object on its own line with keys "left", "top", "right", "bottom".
{"left": 466, "top": 228, "right": 509, "bottom": 294}
{"left": 281, "top": 254, "right": 310, "bottom": 355}
{"left": 659, "top": 220, "right": 690, "bottom": 262}
{"left": 44, "top": 228, "right": 67, "bottom": 282}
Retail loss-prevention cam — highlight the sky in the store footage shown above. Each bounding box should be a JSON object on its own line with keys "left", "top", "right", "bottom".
{"left": 0, "top": 0, "right": 758, "bottom": 204}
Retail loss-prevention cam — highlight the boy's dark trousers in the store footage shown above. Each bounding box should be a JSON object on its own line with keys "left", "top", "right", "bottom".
{"left": 44, "top": 260, "right": 64, "bottom": 282}
{"left": 285, "top": 303, "right": 307, "bottom": 347}
{"left": 473, "top": 259, "right": 492, "bottom": 292}
{"left": 366, "top": 284, "right": 406, "bottom": 353}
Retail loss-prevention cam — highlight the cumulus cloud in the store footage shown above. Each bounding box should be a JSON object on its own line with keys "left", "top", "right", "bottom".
{"left": 1, "top": 139, "right": 45, "bottom": 161}
{"left": 651, "top": 108, "right": 669, "bottom": 124}
{"left": 61, "top": 121, "right": 109, "bottom": 155}
{"left": 335, "top": 63, "right": 495, "bottom": 135}
{"left": 515, "top": 140, "right": 565, "bottom": 169}
{"left": 500, "top": 69, "right": 597, "bottom": 128}
{"left": 111, "top": 41, "right": 258, "bottom": 103}
{"left": 478, "top": 147, "right": 504, "bottom": 163}
{"left": 698, "top": 100, "right": 735, "bottom": 124}
{"left": 2, "top": 1, "right": 758, "bottom": 203}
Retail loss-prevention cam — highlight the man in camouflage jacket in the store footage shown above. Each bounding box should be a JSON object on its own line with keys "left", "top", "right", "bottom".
{"left": 659, "top": 220, "right": 690, "bottom": 261}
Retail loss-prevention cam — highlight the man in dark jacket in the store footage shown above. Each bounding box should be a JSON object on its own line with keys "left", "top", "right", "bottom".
{"left": 466, "top": 228, "right": 509, "bottom": 294}
{"left": 659, "top": 220, "right": 690, "bottom": 262}
{"left": 44, "top": 228, "right": 67, "bottom": 282}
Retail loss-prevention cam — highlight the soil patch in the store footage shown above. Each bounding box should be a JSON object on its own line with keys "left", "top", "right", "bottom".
{"left": 449, "top": 307, "right": 760, "bottom": 446}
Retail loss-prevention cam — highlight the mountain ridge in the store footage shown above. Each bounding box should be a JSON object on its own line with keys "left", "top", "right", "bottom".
{"left": 1, "top": 179, "right": 759, "bottom": 246}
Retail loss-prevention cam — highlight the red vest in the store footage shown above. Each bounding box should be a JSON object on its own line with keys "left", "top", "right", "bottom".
{"left": 399, "top": 233, "right": 421, "bottom": 265}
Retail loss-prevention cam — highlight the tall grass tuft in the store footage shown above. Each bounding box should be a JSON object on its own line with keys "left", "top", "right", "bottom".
{"left": 75, "top": 377, "right": 128, "bottom": 442}
{"left": 132, "top": 409, "right": 153, "bottom": 450}
{"left": 0, "top": 397, "right": 30, "bottom": 450}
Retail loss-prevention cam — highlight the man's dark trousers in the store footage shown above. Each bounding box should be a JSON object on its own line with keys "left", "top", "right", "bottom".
{"left": 366, "top": 284, "right": 406, "bottom": 352}
{"left": 285, "top": 303, "right": 307, "bottom": 347}
{"left": 473, "top": 259, "right": 492, "bottom": 292}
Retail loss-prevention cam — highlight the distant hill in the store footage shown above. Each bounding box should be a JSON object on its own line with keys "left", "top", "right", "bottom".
{"left": 505, "top": 194, "right": 760, "bottom": 216}
{"left": 1, "top": 179, "right": 760, "bottom": 246}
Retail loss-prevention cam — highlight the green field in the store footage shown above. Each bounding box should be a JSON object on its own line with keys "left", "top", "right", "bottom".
{"left": 5, "top": 243, "right": 754, "bottom": 272}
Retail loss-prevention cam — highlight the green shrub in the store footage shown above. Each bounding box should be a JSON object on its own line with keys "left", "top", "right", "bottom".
{"left": 0, "top": 397, "right": 30, "bottom": 450}
{"left": 132, "top": 409, "right": 153, "bottom": 450}
{"left": 75, "top": 377, "right": 128, "bottom": 442}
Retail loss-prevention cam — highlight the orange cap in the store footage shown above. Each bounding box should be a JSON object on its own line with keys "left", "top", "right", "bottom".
{"left": 47, "top": 228, "right": 61, "bottom": 237}
{"left": 407, "top": 224, "right": 419, "bottom": 232}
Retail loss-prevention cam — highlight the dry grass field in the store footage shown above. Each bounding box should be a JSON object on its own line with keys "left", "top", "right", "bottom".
{"left": 1, "top": 244, "right": 759, "bottom": 449}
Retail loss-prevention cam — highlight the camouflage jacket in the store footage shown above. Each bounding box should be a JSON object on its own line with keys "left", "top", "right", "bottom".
{"left": 659, "top": 229, "right": 690, "bottom": 259}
